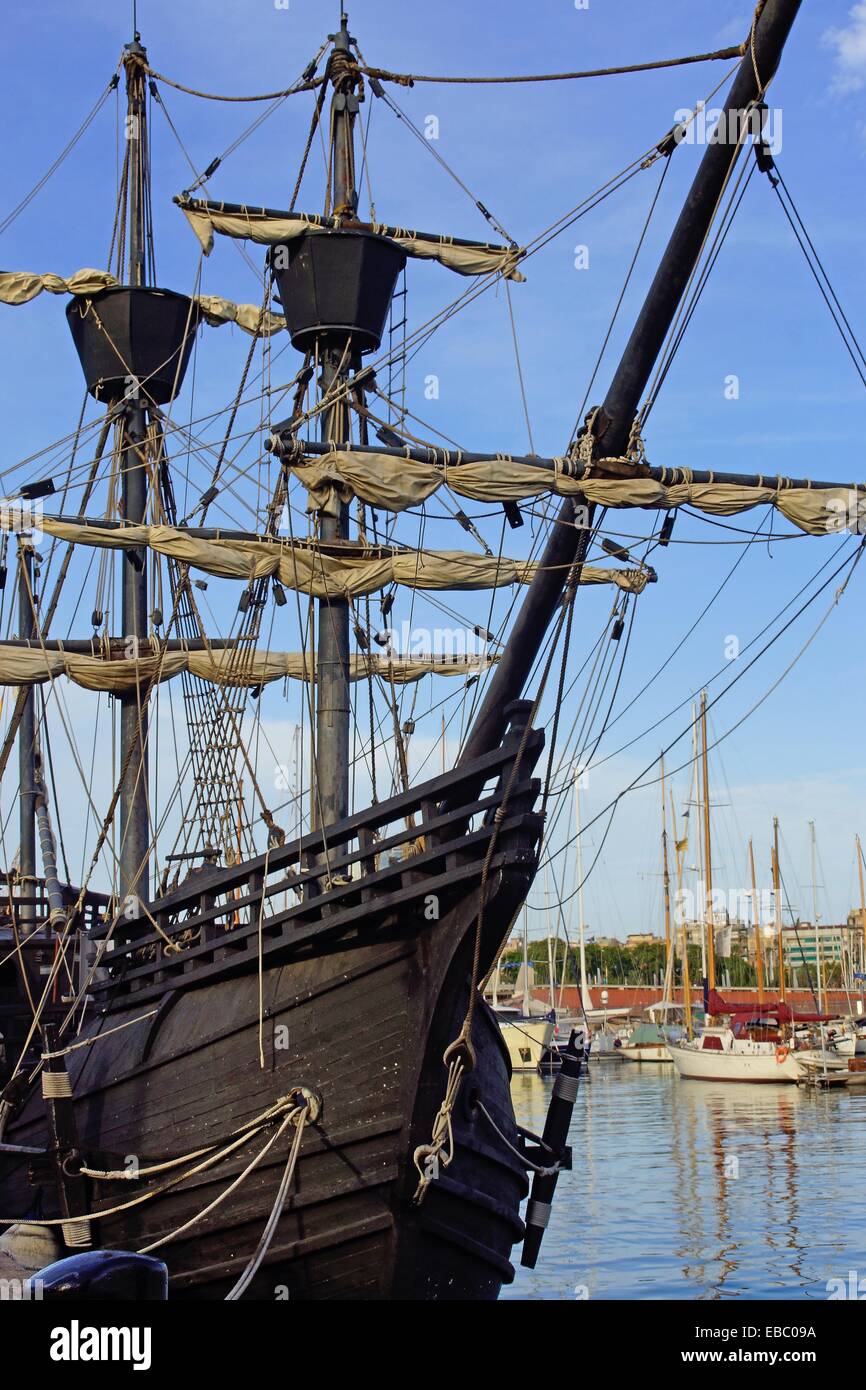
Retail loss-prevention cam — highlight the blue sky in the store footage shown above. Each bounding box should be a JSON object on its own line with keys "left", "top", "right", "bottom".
{"left": 0, "top": 0, "right": 864, "bottom": 941}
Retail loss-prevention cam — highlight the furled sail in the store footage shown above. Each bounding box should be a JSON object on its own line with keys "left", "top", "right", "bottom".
{"left": 1, "top": 516, "right": 650, "bottom": 595}
{"left": 0, "top": 647, "right": 495, "bottom": 693}
{"left": 288, "top": 450, "right": 864, "bottom": 537}
{"left": 0, "top": 269, "right": 285, "bottom": 336}
{"left": 577, "top": 476, "right": 863, "bottom": 537}
{"left": 175, "top": 198, "right": 527, "bottom": 281}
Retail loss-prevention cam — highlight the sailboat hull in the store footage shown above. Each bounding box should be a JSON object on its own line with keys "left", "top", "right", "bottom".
{"left": 497, "top": 1019, "right": 555, "bottom": 1073}
{"left": 667, "top": 1040, "right": 801, "bottom": 1083}
{"left": 619, "top": 1045, "right": 672, "bottom": 1064}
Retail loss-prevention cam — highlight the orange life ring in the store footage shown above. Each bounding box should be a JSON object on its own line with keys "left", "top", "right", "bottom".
{"left": 775, "top": 1045, "right": 790, "bottom": 1064}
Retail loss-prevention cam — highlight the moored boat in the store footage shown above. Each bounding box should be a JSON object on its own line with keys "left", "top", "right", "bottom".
{"left": 667, "top": 1027, "right": 804, "bottom": 1082}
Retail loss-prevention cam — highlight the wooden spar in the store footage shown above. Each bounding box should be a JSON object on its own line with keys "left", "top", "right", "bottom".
{"left": 772, "top": 816, "right": 786, "bottom": 1002}
{"left": 314, "top": 15, "right": 356, "bottom": 830}
{"left": 278, "top": 436, "right": 866, "bottom": 496}
{"left": 119, "top": 35, "right": 151, "bottom": 908}
{"left": 660, "top": 752, "right": 671, "bottom": 966}
{"left": 748, "top": 837, "right": 765, "bottom": 1004}
{"left": 0, "top": 638, "right": 246, "bottom": 652}
{"left": 857, "top": 834, "right": 866, "bottom": 980}
{"left": 16, "top": 542, "right": 36, "bottom": 927}
{"left": 700, "top": 690, "right": 716, "bottom": 993}
{"left": 456, "top": 0, "right": 804, "bottom": 769}
{"left": 175, "top": 196, "right": 517, "bottom": 256}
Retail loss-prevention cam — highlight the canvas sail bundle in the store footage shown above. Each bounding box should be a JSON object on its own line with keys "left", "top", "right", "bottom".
{"left": 176, "top": 199, "right": 527, "bottom": 280}
{"left": 0, "top": 646, "right": 495, "bottom": 692}
{"left": 289, "top": 450, "right": 863, "bottom": 537}
{"left": 577, "top": 476, "right": 862, "bottom": 537}
{"left": 0, "top": 269, "right": 285, "bottom": 336}
{"left": 2, "top": 516, "right": 649, "bottom": 595}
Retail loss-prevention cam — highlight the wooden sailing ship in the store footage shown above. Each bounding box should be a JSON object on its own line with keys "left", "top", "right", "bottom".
{"left": 0, "top": 0, "right": 857, "bottom": 1297}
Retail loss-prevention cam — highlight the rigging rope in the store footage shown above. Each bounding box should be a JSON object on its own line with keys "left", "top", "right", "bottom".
{"left": 548, "top": 541, "right": 866, "bottom": 904}
{"left": 358, "top": 45, "right": 747, "bottom": 87}
{"left": 0, "top": 77, "right": 118, "bottom": 236}
{"left": 143, "top": 66, "right": 324, "bottom": 102}
{"left": 767, "top": 165, "right": 866, "bottom": 392}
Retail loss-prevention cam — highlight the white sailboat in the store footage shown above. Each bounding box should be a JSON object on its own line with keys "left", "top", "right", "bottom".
{"left": 667, "top": 1026, "right": 804, "bottom": 1082}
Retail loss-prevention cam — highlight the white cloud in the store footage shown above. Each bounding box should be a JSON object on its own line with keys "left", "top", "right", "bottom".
{"left": 824, "top": 1, "right": 866, "bottom": 93}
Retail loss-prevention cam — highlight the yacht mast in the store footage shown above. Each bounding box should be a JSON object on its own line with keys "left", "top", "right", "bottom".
{"left": 809, "top": 820, "right": 823, "bottom": 1012}
{"left": 772, "top": 816, "right": 786, "bottom": 1002}
{"left": 700, "top": 690, "right": 716, "bottom": 993}
{"left": 660, "top": 752, "right": 671, "bottom": 967}
{"left": 671, "top": 788, "right": 692, "bottom": 1037}
{"left": 573, "top": 770, "right": 592, "bottom": 1015}
{"left": 748, "top": 838, "right": 766, "bottom": 1005}
{"left": 856, "top": 834, "right": 866, "bottom": 983}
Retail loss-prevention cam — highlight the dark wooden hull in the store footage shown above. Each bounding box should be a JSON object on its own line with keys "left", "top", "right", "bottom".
{"left": 0, "top": 715, "right": 544, "bottom": 1299}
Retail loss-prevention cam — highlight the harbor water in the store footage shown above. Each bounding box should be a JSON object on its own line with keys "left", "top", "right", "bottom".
{"left": 505, "top": 1063, "right": 866, "bottom": 1301}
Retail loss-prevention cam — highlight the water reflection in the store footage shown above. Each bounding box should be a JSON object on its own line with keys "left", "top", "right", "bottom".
{"left": 504, "top": 1065, "right": 866, "bottom": 1300}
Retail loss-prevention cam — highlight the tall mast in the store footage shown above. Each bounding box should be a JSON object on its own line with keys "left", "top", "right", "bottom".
{"left": 544, "top": 862, "right": 555, "bottom": 1013}
{"left": 856, "top": 834, "right": 866, "bottom": 985}
{"left": 314, "top": 13, "right": 357, "bottom": 829}
{"left": 700, "top": 690, "right": 716, "bottom": 993}
{"left": 660, "top": 752, "right": 671, "bottom": 967}
{"left": 691, "top": 702, "right": 706, "bottom": 982}
{"left": 459, "top": 0, "right": 802, "bottom": 768}
{"left": 17, "top": 542, "right": 36, "bottom": 926}
{"left": 573, "top": 771, "right": 591, "bottom": 1015}
{"left": 119, "top": 33, "right": 150, "bottom": 908}
{"left": 772, "top": 816, "right": 786, "bottom": 1002}
{"left": 748, "top": 838, "right": 765, "bottom": 1004}
{"left": 809, "top": 820, "right": 823, "bottom": 1012}
{"left": 522, "top": 905, "right": 529, "bottom": 1014}
{"left": 671, "top": 788, "right": 692, "bottom": 1037}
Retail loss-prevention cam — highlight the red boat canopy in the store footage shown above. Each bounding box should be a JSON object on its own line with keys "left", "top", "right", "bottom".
{"left": 705, "top": 988, "right": 838, "bottom": 1025}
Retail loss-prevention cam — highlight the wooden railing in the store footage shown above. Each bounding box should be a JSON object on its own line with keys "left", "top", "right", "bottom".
{"left": 92, "top": 700, "right": 545, "bottom": 1007}
{"left": 0, "top": 879, "right": 109, "bottom": 937}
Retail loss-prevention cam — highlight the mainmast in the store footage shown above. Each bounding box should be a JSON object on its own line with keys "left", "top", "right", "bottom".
{"left": 119, "top": 33, "right": 151, "bottom": 908}
{"left": 315, "top": 14, "right": 358, "bottom": 828}
{"left": 459, "top": 0, "right": 803, "bottom": 767}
